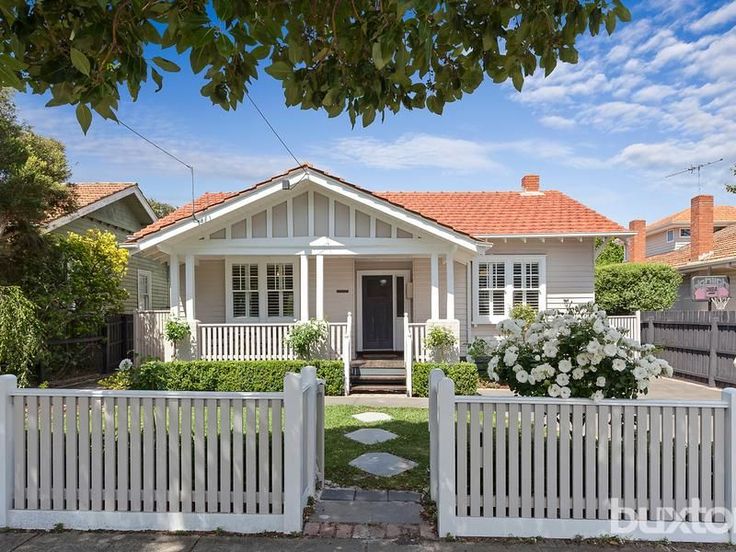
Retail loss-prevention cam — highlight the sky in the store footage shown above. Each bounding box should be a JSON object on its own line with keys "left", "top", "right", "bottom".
{"left": 13, "top": 0, "right": 736, "bottom": 227}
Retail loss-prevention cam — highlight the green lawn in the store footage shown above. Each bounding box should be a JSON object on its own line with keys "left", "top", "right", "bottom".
{"left": 323, "top": 405, "right": 429, "bottom": 492}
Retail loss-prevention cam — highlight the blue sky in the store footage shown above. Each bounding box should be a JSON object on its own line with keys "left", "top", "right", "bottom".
{"left": 14, "top": 0, "right": 736, "bottom": 227}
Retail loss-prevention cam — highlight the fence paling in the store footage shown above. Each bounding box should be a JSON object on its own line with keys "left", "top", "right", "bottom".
{"left": 409, "top": 323, "right": 428, "bottom": 362}
{"left": 608, "top": 312, "right": 641, "bottom": 344}
{"left": 429, "top": 369, "right": 736, "bottom": 542}
{"left": 0, "top": 369, "right": 321, "bottom": 534}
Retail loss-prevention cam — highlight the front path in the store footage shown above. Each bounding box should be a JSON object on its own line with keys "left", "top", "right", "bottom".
{"left": 1, "top": 531, "right": 732, "bottom": 551}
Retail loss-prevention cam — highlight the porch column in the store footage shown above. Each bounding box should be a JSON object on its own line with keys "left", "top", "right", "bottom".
{"left": 300, "top": 254, "right": 309, "bottom": 321}
{"left": 185, "top": 254, "right": 196, "bottom": 321}
{"left": 169, "top": 253, "right": 180, "bottom": 316}
{"left": 446, "top": 251, "right": 455, "bottom": 320}
{"left": 315, "top": 254, "right": 324, "bottom": 320}
{"left": 430, "top": 253, "right": 440, "bottom": 319}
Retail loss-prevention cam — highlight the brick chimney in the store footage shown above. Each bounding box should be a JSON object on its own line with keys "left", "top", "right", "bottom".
{"left": 690, "top": 194, "right": 714, "bottom": 261}
{"left": 521, "top": 174, "right": 540, "bottom": 193}
{"left": 627, "top": 219, "right": 647, "bottom": 263}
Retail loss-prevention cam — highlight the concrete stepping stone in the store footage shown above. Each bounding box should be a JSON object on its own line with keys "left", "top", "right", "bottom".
{"left": 349, "top": 452, "right": 417, "bottom": 477}
{"left": 345, "top": 428, "right": 397, "bottom": 445}
{"left": 352, "top": 411, "right": 393, "bottom": 423}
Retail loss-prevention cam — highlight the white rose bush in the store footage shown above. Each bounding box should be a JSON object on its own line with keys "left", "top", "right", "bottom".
{"left": 488, "top": 303, "right": 673, "bottom": 400}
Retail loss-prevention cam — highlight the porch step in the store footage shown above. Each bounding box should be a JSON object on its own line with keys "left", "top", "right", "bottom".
{"left": 349, "top": 383, "right": 407, "bottom": 394}
{"left": 350, "top": 367, "right": 407, "bottom": 394}
{"left": 351, "top": 367, "right": 406, "bottom": 377}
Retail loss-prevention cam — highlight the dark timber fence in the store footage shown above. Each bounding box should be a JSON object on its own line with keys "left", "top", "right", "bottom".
{"left": 641, "top": 310, "right": 736, "bottom": 387}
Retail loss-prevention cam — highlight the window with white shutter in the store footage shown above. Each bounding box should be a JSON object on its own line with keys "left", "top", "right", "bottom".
{"left": 231, "top": 263, "right": 259, "bottom": 318}
{"left": 473, "top": 256, "right": 546, "bottom": 323}
{"left": 266, "top": 263, "right": 294, "bottom": 318}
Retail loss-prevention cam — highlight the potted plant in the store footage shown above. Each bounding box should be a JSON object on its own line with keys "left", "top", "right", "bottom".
{"left": 466, "top": 337, "right": 493, "bottom": 372}
{"left": 424, "top": 325, "right": 457, "bottom": 363}
{"left": 164, "top": 317, "right": 191, "bottom": 360}
{"left": 284, "top": 319, "right": 329, "bottom": 360}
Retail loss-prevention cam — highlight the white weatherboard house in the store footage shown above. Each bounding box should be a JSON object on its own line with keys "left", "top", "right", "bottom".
{"left": 127, "top": 165, "right": 630, "bottom": 393}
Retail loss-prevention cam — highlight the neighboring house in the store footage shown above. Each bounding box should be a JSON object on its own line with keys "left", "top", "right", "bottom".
{"left": 642, "top": 202, "right": 736, "bottom": 258}
{"left": 628, "top": 194, "right": 736, "bottom": 311}
{"left": 127, "top": 165, "right": 630, "bottom": 360}
{"left": 45, "top": 183, "right": 169, "bottom": 313}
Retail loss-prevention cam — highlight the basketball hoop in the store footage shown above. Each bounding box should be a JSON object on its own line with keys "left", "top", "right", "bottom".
{"left": 711, "top": 296, "right": 730, "bottom": 311}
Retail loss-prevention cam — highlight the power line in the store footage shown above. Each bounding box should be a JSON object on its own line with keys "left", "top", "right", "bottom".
{"left": 245, "top": 93, "right": 304, "bottom": 169}
{"left": 117, "top": 119, "right": 199, "bottom": 222}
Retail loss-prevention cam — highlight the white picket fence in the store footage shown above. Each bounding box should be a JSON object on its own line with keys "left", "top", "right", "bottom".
{"left": 609, "top": 311, "right": 641, "bottom": 344}
{"left": 0, "top": 369, "right": 323, "bottom": 533}
{"left": 408, "top": 322, "right": 428, "bottom": 363}
{"left": 429, "top": 369, "right": 736, "bottom": 542}
{"left": 198, "top": 321, "right": 349, "bottom": 362}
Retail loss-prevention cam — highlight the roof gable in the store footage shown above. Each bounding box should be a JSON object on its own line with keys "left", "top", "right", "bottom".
{"left": 46, "top": 183, "right": 157, "bottom": 232}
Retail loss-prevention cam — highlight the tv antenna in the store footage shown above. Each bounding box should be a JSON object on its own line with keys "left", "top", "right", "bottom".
{"left": 665, "top": 158, "right": 724, "bottom": 193}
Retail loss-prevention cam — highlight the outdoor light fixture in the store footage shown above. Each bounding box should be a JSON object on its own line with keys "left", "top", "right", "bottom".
{"left": 281, "top": 179, "right": 291, "bottom": 190}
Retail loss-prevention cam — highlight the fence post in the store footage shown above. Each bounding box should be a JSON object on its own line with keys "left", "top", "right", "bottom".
{"left": 709, "top": 315, "right": 719, "bottom": 387}
{"left": 0, "top": 374, "right": 17, "bottom": 528}
{"left": 723, "top": 388, "right": 736, "bottom": 544}
{"left": 302, "top": 366, "right": 318, "bottom": 498}
{"left": 437, "top": 377, "right": 456, "bottom": 537}
{"left": 635, "top": 310, "right": 641, "bottom": 343}
{"left": 404, "top": 314, "right": 413, "bottom": 397}
{"left": 343, "top": 312, "right": 352, "bottom": 396}
{"left": 647, "top": 318, "right": 655, "bottom": 345}
{"left": 283, "top": 372, "right": 304, "bottom": 533}
{"left": 429, "top": 369, "right": 444, "bottom": 501}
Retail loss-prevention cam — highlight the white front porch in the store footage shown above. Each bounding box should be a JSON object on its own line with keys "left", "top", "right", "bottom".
{"left": 167, "top": 253, "right": 457, "bottom": 362}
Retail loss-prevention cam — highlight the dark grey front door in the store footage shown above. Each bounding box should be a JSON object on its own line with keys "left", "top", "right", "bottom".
{"left": 362, "top": 275, "right": 394, "bottom": 350}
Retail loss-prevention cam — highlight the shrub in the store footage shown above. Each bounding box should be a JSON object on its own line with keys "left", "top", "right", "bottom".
{"left": 595, "top": 263, "right": 682, "bottom": 314}
{"left": 412, "top": 362, "right": 478, "bottom": 397}
{"left": 509, "top": 304, "right": 536, "bottom": 327}
{"left": 100, "top": 359, "right": 345, "bottom": 396}
{"left": 0, "top": 286, "right": 43, "bottom": 386}
{"left": 488, "top": 303, "right": 673, "bottom": 400}
{"left": 424, "top": 325, "right": 457, "bottom": 362}
{"left": 284, "top": 319, "right": 329, "bottom": 359}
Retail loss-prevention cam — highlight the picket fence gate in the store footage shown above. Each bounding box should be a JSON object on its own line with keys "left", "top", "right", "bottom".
{"left": 428, "top": 369, "right": 736, "bottom": 542}
{"left": 0, "top": 368, "right": 323, "bottom": 534}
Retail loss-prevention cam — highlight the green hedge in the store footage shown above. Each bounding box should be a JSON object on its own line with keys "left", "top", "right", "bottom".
{"left": 595, "top": 262, "right": 682, "bottom": 314}
{"left": 412, "top": 362, "right": 478, "bottom": 397}
{"left": 100, "top": 359, "right": 344, "bottom": 396}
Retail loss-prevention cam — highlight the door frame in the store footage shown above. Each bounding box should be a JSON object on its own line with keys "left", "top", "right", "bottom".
{"left": 356, "top": 269, "right": 411, "bottom": 352}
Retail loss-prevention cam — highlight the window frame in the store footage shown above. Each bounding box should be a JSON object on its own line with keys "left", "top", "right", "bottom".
{"left": 137, "top": 269, "right": 153, "bottom": 311}
{"left": 225, "top": 257, "right": 300, "bottom": 323}
{"left": 679, "top": 227, "right": 691, "bottom": 238}
{"left": 472, "top": 255, "right": 547, "bottom": 324}
{"left": 666, "top": 229, "right": 675, "bottom": 242}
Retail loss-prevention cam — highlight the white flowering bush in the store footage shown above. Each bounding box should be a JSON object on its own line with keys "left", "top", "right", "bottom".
{"left": 117, "top": 358, "right": 133, "bottom": 371}
{"left": 488, "top": 303, "right": 673, "bottom": 400}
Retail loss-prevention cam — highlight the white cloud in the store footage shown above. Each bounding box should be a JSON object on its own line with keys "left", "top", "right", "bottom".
{"left": 690, "top": 1, "right": 736, "bottom": 32}
{"left": 539, "top": 115, "right": 575, "bottom": 129}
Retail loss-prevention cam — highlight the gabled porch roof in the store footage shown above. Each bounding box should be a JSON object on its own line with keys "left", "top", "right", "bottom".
{"left": 126, "top": 165, "right": 483, "bottom": 254}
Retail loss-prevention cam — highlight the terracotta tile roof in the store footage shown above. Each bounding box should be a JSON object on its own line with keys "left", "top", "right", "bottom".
{"left": 131, "top": 191, "right": 239, "bottom": 239}
{"left": 374, "top": 191, "right": 627, "bottom": 236}
{"left": 647, "top": 205, "right": 736, "bottom": 233}
{"left": 647, "top": 225, "right": 736, "bottom": 268}
{"left": 46, "top": 182, "right": 136, "bottom": 223}
{"left": 129, "top": 165, "right": 628, "bottom": 242}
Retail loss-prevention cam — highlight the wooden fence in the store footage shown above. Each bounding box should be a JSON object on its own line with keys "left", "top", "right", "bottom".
{"left": 642, "top": 310, "right": 736, "bottom": 386}
{"left": 429, "top": 370, "right": 736, "bottom": 542}
{"left": 0, "top": 369, "right": 323, "bottom": 533}
{"left": 133, "top": 310, "right": 169, "bottom": 363}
